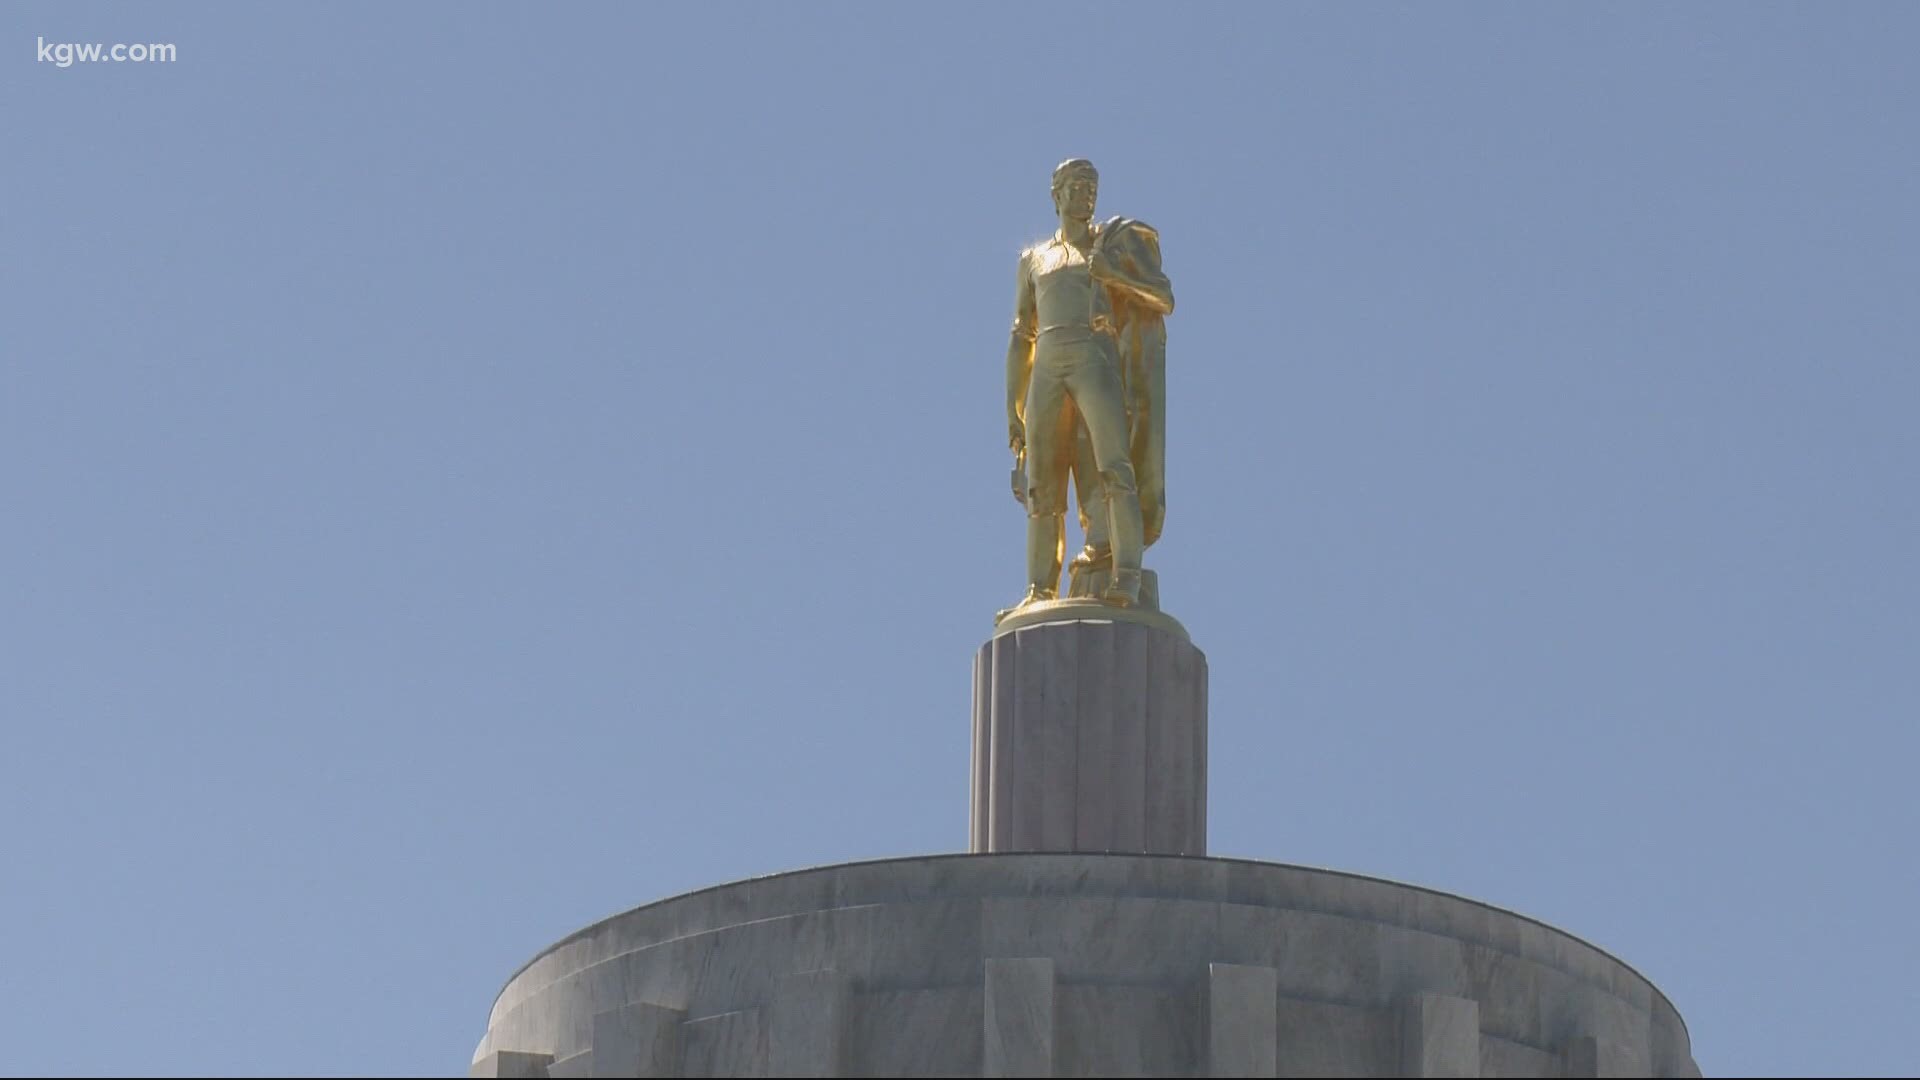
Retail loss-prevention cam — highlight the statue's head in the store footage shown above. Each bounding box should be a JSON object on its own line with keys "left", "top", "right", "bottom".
{"left": 1050, "top": 158, "right": 1099, "bottom": 223}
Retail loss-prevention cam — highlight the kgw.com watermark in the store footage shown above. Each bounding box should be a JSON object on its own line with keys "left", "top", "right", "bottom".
{"left": 37, "top": 37, "right": 177, "bottom": 68}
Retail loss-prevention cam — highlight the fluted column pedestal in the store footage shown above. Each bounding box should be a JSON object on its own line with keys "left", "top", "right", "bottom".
{"left": 970, "top": 614, "right": 1207, "bottom": 855}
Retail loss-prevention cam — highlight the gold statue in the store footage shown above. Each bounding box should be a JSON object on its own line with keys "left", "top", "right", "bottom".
{"left": 1001, "top": 159, "right": 1175, "bottom": 624}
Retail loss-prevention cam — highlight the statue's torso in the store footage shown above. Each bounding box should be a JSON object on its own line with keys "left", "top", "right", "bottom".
{"left": 1029, "top": 233, "right": 1113, "bottom": 344}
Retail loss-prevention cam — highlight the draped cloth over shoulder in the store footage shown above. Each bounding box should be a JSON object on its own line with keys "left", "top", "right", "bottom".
{"left": 1074, "top": 215, "right": 1172, "bottom": 548}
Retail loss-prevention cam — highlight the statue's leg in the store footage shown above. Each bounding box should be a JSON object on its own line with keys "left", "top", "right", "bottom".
{"left": 1024, "top": 511, "right": 1064, "bottom": 600}
{"left": 1069, "top": 409, "right": 1110, "bottom": 596}
{"left": 1019, "top": 352, "right": 1073, "bottom": 603}
{"left": 1064, "top": 343, "right": 1144, "bottom": 607}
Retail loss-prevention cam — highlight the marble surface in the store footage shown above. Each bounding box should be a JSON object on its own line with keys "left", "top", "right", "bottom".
{"left": 590, "top": 1002, "right": 682, "bottom": 1078}
{"left": 679, "top": 1009, "right": 765, "bottom": 1078}
{"left": 470, "top": 1050, "right": 553, "bottom": 1078}
{"left": 1401, "top": 992, "right": 1481, "bottom": 1077}
{"left": 1566, "top": 1033, "right": 1639, "bottom": 1079}
{"left": 1207, "top": 963, "right": 1278, "bottom": 1078}
{"left": 972, "top": 620, "right": 1207, "bottom": 856}
{"left": 847, "top": 986, "right": 982, "bottom": 1078}
{"left": 1274, "top": 998, "right": 1393, "bottom": 1078}
{"left": 471, "top": 854, "right": 1699, "bottom": 1078}
{"left": 983, "top": 958, "right": 1053, "bottom": 1078}
{"left": 1054, "top": 983, "right": 1193, "bottom": 1078}
{"left": 770, "top": 969, "right": 848, "bottom": 1077}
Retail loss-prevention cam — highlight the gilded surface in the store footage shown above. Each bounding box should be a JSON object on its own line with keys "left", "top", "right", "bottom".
{"left": 999, "top": 159, "right": 1175, "bottom": 625}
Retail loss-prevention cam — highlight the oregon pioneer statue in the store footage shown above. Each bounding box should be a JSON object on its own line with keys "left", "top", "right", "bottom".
{"left": 468, "top": 153, "right": 1702, "bottom": 1080}
{"left": 1002, "top": 158, "right": 1175, "bottom": 622}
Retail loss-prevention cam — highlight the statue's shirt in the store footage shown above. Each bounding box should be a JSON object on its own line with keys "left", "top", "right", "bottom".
{"left": 1012, "top": 231, "right": 1114, "bottom": 346}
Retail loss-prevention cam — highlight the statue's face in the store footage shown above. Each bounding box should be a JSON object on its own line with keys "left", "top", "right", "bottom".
{"left": 1054, "top": 174, "right": 1098, "bottom": 223}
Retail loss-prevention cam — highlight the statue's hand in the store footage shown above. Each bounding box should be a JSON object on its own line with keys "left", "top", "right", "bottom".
{"left": 1007, "top": 418, "right": 1027, "bottom": 505}
{"left": 1088, "top": 247, "right": 1120, "bottom": 282}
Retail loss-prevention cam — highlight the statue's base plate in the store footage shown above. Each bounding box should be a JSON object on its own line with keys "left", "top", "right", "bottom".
{"left": 991, "top": 592, "right": 1189, "bottom": 641}
{"left": 1068, "top": 561, "right": 1163, "bottom": 609}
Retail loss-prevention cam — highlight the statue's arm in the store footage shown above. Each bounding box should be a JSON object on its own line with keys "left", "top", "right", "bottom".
{"left": 1006, "top": 250, "right": 1038, "bottom": 448}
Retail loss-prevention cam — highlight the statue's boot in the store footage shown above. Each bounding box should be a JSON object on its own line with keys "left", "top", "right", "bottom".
{"left": 1068, "top": 485, "right": 1111, "bottom": 597}
{"left": 1102, "top": 487, "right": 1145, "bottom": 608}
{"left": 1026, "top": 511, "right": 1065, "bottom": 600}
{"left": 1075, "top": 468, "right": 1112, "bottom": 571}
{"left": 997, "top": 512, "right": 1064, "bottom": 622}
{"left": 1069, "top": 542, "right": 1112, "bottom": 597}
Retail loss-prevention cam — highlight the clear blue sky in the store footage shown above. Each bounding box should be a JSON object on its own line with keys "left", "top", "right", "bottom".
{"left": 4, "top": 4, "right": 1915, "bottom": 1076}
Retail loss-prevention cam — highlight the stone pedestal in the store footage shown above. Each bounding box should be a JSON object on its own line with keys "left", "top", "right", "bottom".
{"left": 470, "top": 854, "right": 1703, "bottom": 1078}
{"left": 970, "top": 616, "right": 1207, "bottom": 856}
{"left": 471, "top": 595, "right": 1706, "bottom": 1078}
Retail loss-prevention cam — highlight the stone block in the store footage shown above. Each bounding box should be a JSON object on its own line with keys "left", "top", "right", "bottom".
{"left": 769, "top": 969, "right": 849, "bottom": 1077}
{"left": 682, "top": 1008, "right": 767, "bottom": 1077}
{"left": 1056, "top": 982, "right": 1198, "bottom": 1077}
{"left": 864, "top": 898, "right": 983, "bottom": 988}
{"left": 1376, "top": 927, "right": 1468, "bottom": 1000}
{"left": 1400, "top": 992, "right": 1480, "bottom": 1078}
{"left": 1275, "top": 911, "right": 1385, "bottom": 1005}
{"left": 471, "top": 1050, "right": 554, "bottom": 1078}
{"left": 684, "top": 910, "right": 834, "bottom": 1020}
{"left": 847, "top": 986, "right": 983, "bottom": 1078}
{"left": 981, "top": 896, "right": 1218, "bottom": 984}
{"left": 591, "top": 1001, "right": 684, "bottom": 1077}
{"left": 1273, "top": 999, "right": 1392, "bottom": 1078}
{"left": 1208, "top": 963, "right": 1278, "bottom": 1077}
{"left": 984, "top": 957, "right": 1054, "bottom": 1077}
{"left": 1478, "top": 1034, "right": 1557, "bottom": 1077}
{"left": 1563, "top": 1033, "right": 1640, "bottom": 1078}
